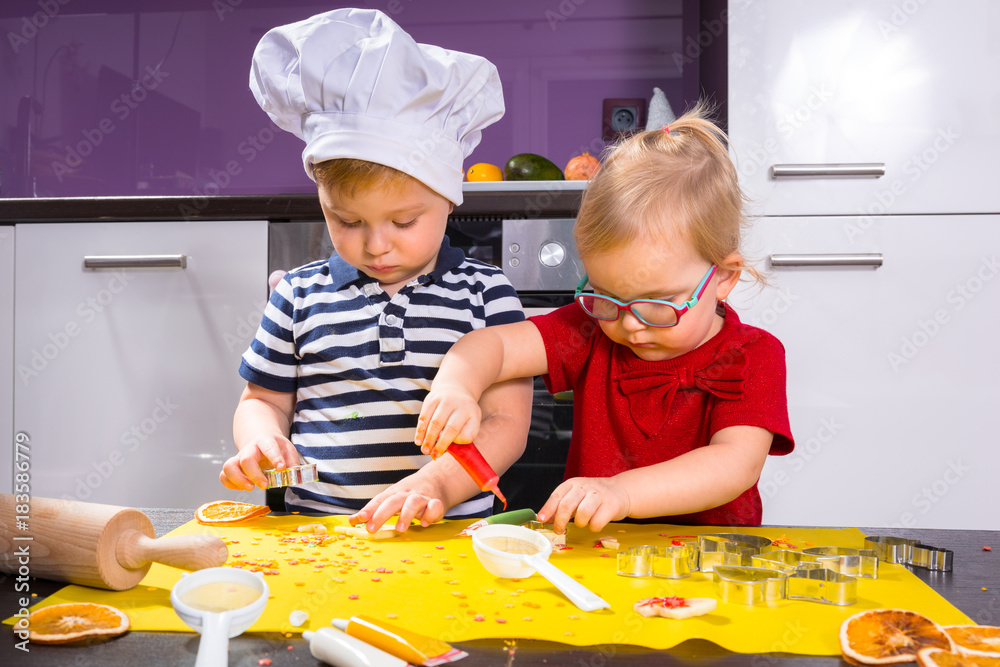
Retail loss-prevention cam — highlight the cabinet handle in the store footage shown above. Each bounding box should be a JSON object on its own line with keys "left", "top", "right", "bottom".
{"left": 83, "top": 254, "right": 188, "bottom": 269}
{"left": 769, "top": 253, "right": 883, "bottom": 268}
{"left": 770, "top": 163, "right": 886, "bottom": 179}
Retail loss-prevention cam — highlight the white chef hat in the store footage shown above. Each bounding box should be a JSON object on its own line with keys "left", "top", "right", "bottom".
{"left": 249, "top": 8, "right": 504, "bottom": 205}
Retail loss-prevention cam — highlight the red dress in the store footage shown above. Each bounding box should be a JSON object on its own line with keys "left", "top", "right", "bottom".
{"left": 529, "top": 302, "right": 794, "bottom": 525}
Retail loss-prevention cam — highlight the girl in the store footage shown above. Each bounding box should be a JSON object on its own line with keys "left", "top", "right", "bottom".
{"left": 410, "top": 104, "right": 795, "bottom": 533}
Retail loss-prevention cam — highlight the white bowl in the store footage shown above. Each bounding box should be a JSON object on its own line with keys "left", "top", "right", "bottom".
{"left": 170, "top": 566, "right": 269, "bottom": 637}
{"left": 471, "top": 524, "right": 553, "bottom": 578}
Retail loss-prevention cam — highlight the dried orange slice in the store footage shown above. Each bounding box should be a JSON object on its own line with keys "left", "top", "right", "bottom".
{"left": 944, "top": 626, "right": 1000, "bottom": 657}
{"left": 28, "top": 602, "right": 130, "bottom": 644}
{"left": 840, "top": 609, "right": 954, "bottom": 665}
{"left": 918, "top": 648, "right": 1000, "bottom": 667}
{"left": 195, "top": 500, "right": 270, "bottom": 525}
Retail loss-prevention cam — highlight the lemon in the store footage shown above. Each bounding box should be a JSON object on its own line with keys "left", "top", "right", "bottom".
{"left": 466, "top": 163, "right": 503, "bottom": 181}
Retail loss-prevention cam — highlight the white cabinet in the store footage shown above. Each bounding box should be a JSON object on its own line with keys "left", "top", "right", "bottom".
{"left": 1, "top": 226, "right": 12, "bottom": 493}
{"left": 729, "top": 216, "right": 1000, "bottom": 530}
{"left": 13, "top": 221, "right": 268, "bottom": 508}
{"left": 728, "top": 0, "right": 1000, "bottom": 217}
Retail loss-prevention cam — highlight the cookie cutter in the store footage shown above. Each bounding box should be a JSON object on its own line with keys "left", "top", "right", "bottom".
{"left": 615, "top": 533, "right": 771, "bottom": 578}
{"left": 617, "top": 544, "right": 700, "bottom": 579}
{"left": 713, "top": 566, "right": 787, "bottom": 605}
{"left": 262, "top": 462, "right": 318, "bottom": 488}
{"left": 864, "top": 535, "right": 953, "bottom": 572}
{"left": 751, "top": 549, "right": 825, "bottom": 573}
{"left": 801, "top": 547, "right": 879, "bottom": 579}
{"left": 713, "top": 565, "right": 858, "bottom": 606}
{"left": 698, "top": 533, "right": 773, "bottom": 572}
{"left": 786, "top": 567, "right": 857, "bottom": 606}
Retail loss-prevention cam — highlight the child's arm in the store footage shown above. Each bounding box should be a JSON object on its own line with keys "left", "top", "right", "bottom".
{"left": 415, "top": 320, "right": 548, "bottom": 457}
{"left": 222, "top": 382, "right": 299, "bottom": 491}
{"left": 349, "top": 376, "right": 533, "bottom": 532}
{"left": 538, "top": 425, "right": 774, "bottom": 533}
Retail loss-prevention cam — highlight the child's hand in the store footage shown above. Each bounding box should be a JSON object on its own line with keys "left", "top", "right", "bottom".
{"left": 349, "top": 481, "right": 446, "bottom": 533}
{"left": 220, "top": 435, "right": 299, "bottom": 491}
{"left": 537, "top": 477, "right": 632, "bottom": 534}
{"left": 415, "top": 384, "right": 482, "bottom": 459}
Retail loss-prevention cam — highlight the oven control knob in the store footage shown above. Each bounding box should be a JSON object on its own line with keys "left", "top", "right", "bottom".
{"left": 539, "top": 241, "right": 566, "bottom": 268}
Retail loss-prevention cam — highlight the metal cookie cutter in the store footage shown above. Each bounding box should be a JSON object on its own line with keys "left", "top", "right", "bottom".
{"left": 751, "top": 549, "right": 825, "bottom": 573}
{"left": 617, "top": 544, "right": 700, "bottom": 579}
{"left": 713, "top": 565, "right": 858, "bottom": 606}
{"left": 262, "top": 462, "right": 318, "bottom": 488}
{"left": 713, "top": 566, "right": 787, "bottom": 605}
{"left": 864, "top": 535, "right": 954, "bottom": 572}
{"left": 786, "top": 568, "right": 857, "bottom": 606}
{"left": 802, "top": 547, "right": 879, "bottom": 579}
{"left": 699, "top": 534, "right": 773, "bottom": 572}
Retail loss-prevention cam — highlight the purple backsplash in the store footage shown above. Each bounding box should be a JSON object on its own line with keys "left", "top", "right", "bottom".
{"left": 0, "top": 0, "right": 716, "bottom": 200}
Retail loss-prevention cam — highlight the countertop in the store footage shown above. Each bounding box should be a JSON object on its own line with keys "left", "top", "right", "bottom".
{"left": 1, "top": 509, "right": 997, "bottom": 666}
{"left": 0, "top": 183, "right": 587, "bottom": 223}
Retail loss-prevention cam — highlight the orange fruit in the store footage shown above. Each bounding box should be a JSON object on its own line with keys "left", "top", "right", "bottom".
{"left": 840, "top": 609, "right": 954, "bottom": 665}
{"left": 564, "top": 151, "right": 601, "bottom": 180}
{"left": 944, "top": 626, "right": 1000, "bottom": 657}
{"left": 195, "top": 500, "right": 270, "bottom": 525}
{"left": 465, "top": 163, "right": 503, "bottom": 181}
{"left": 918, "top": 648, "right": 1000, "bottom": 667}
{"left": 28, "top": 602, "right": 130, "bottom": 644}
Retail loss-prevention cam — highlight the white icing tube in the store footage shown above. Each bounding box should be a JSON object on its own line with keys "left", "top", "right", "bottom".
{"left": 303, "top": 627, "right": 408, "bottom": 667}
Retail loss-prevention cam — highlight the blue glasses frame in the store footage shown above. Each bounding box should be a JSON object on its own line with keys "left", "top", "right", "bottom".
{"left": 574, "top": 266, "right": 717, "bottom": 328}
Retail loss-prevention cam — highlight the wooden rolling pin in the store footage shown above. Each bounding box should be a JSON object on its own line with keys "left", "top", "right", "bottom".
{"left": 0, "top": 495, "right": 228, "bottom": 591}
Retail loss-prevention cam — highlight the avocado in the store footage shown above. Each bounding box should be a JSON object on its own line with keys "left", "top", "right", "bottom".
{"left": 504, "top": 153, "right": 565, "bottom": 181}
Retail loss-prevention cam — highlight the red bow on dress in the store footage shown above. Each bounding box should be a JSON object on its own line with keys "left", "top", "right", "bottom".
{"left": 614, "top": 348, "right": 747, "bottom": 437}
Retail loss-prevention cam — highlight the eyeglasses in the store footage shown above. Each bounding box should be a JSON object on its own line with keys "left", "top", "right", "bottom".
{"left": 574, "top": 265, "right": 717, "bottom": 328}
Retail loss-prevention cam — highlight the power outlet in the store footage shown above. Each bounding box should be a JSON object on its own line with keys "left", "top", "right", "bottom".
{"left": 602, "top": 98, "right": 646, "bottom": 141}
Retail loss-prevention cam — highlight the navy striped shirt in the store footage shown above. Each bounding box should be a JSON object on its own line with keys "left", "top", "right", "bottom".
{"left": 239, "top": 237, "right": 524, "bottom": 517}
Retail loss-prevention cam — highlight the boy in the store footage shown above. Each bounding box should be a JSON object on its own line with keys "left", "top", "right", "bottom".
{"left": 222, "top": 8, "right": 531, "bottom": 532}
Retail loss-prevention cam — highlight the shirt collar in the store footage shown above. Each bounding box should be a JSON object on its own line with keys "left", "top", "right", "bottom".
{"left": 326, "top": 235, "right": 466, "bottom": 291}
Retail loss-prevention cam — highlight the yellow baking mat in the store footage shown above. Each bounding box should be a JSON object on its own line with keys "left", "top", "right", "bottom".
{"left": 9, "top": 516, "right": 973, "bottom": 655}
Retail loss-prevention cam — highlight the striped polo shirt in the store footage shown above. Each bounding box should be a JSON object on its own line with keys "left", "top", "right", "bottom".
{"left": 239, "top": 237, "right": 524, "bottom": 517}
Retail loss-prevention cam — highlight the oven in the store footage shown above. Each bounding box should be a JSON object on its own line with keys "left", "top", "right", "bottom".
{"left": 267, "top": 216, "right": 585, "bottom": 512}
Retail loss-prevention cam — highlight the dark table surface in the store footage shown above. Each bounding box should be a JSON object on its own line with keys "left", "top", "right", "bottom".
{"left": 2, "top": 509, "right": 997, "bottom": 666}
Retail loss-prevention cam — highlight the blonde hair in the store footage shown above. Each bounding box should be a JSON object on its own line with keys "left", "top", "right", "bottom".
{"left": 574, "top": 102, "right": 762, "bottom": 285}
{"left": 312, "top": 158, "right": 417, "bottom": 198}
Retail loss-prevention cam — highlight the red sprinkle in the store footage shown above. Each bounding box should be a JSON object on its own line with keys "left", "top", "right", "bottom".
{"left": 495, "top": 618, "right": 507, "bottom": 624}
{"left": 640, "top": 596, "right": 689, "bottom": 609}
{"left": 984, "top": 546, "right": 993, "bottom": 551}
{"left": 348, "top": 594, "right": 359, "bottom": 600}
{"left": 258, "top": 660, "right": 272, "bottom": 666}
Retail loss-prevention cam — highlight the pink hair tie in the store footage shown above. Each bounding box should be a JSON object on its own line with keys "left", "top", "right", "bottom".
{"left": 662, "top": 125, "right": 670, "bottom": 133}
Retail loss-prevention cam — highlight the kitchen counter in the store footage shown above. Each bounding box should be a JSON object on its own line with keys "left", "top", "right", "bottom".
{"left": 0, "top": 183, "right": 586, "bottom": 223}
{"left": 2, "top": 510, "right": 997, "bottom": 666}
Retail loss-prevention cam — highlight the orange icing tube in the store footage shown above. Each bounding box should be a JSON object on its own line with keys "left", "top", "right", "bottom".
{"left": 331, "top": 615, "right": 468, "bottom": 665}
{"left": 445, "top": 442, "right": 507, "bottom": 510}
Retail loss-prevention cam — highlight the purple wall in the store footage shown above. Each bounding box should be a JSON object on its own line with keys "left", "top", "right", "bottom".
{"left": 0, "top": 0, "right": 706, "bottom": 199}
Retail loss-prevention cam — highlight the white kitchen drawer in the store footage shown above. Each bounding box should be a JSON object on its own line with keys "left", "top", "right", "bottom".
{"left": 729, "top": 215, "right": 1000, "bottom": 529}
{"left": 728, "top": 0, "right": 1000, "bottom": 216}
{"left": 13, "top": 221, "right": 268, "bottom": 508}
